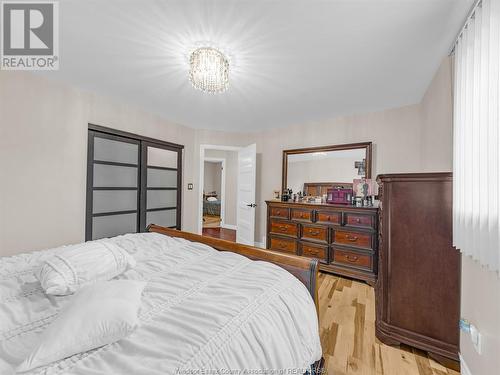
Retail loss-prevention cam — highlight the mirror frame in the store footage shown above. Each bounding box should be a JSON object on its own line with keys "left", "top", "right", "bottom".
{"left": 281, "top": 142, "right": 373, "bottom": 193}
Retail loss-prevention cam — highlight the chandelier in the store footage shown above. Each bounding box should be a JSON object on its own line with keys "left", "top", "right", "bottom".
{"left": 189, "top": 47, "right": 229, "bottom": 93}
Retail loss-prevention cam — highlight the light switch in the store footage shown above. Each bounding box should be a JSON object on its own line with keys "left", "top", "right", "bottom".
{"left": 187, "top": 183, "right": 193, "bottom": 190}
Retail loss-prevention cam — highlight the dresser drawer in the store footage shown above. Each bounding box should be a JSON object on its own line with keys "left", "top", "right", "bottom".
{"left": 266, "top": 200, "right": 378, "bottom": 286}
{"left": 270, "top": 220, "right": 298, "bottom": 237}
{"left": 269, "top": 236, "right": 297, "bottom": 254}
{"left": 334, "top": 229, "right": 373, "bottom": 249}
{"left": 301, "top": 243, "right": 328, "bottom": 263}
{"left": 315, "top": 210, "right": 341, "bottom": 225}
{"left": 301, "top": 225, "right": 328, "bottom": 243}
{"left": 344, "top": 212, "right": 375, "bottom": 229}
{"left": 269, "top": 206, "right": 289, "bottom": 219}
{"left": 333, "top": 248, "right": 372, "bottom": 270}
{"left": 291, "top": 209, "right": 312, "bottom": 222}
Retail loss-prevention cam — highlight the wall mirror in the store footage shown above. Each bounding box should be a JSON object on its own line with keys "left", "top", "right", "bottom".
{"left": 282, "top": 142, "right": 372, "bottom": 196}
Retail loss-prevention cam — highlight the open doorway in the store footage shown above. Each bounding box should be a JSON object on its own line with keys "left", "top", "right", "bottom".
{"left": 200, "top": 146, "right": 239, "bottom": 242}
{"left": 202, "top": 158, "right": 225, "bottom": 229}
{"left": 199, "top": 144, "right": 257, "bottom": 245}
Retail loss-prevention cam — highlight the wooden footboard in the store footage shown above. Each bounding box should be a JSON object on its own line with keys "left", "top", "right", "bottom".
{"left": 147, "top": 225, "right": 319, "bottom": 312}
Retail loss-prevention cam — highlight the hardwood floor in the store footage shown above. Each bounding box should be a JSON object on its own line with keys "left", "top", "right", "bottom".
{"left": 203, "top": 215, "right": 221, "bottom": 228}
{"left": 318, "top": 273, "right": 460, "bottom": 375}
{"left": 202, "top": 227, "right": 237, "bottom": 242}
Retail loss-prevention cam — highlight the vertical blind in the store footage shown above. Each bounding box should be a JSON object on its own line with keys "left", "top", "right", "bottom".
{"left": 453, "top": 0, "right": 500, "bottom": 273}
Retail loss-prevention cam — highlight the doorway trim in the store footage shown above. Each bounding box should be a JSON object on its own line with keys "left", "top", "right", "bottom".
{"left": 198, "top": 145, "right": 242, "bottom": 235}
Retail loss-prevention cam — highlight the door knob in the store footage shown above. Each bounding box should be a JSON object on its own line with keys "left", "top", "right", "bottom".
{"left": 246, "top": 203, "right": 257, "bottom": 207}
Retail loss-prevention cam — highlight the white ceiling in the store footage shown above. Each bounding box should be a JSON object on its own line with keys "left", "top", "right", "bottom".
{"left": 42, "top": 0, "right": 473, "bottom": 132}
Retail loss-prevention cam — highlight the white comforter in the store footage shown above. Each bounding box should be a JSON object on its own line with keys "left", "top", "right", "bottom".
{"left": 0, "top": 233, "right": 322, "bottom": 374}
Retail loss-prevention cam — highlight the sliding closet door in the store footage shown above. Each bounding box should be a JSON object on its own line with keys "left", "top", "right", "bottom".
{"left": 86, "top": 131, "right": 140, "bottom": 240}
{"left": 140, "top": 142, "right": 182, "bottom": 230}
{"left": 86, "top": 126, "right": 183, "bottom": 241}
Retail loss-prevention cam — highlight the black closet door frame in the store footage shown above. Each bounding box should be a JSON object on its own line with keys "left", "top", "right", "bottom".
{"left": 86, "top": 124, "right": 184, "bottom": 241}
{"left": 140, "top": 140, "right": 183, "bottom": 231}
{"left": 86, "top": 130, "right": 141, "bottom": 241}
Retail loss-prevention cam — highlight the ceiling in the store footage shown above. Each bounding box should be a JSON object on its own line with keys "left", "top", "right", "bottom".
{"left": 42, "top": 0, "right": 473, "bottom": 132}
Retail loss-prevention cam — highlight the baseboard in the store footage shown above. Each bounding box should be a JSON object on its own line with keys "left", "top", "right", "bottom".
{"left": 459, "top": 354, "right": 472, "bottom": 375}
{"left": 221, "top": 224, "right": 237, "bottom": 230}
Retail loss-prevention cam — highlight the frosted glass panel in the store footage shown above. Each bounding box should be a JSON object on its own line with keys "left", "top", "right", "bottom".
{"left": 147, "top": 190, "right": 177, "bottom": 209}
{"left": 93, "top": 190, "right": 137, "bottom": 214}
{"left": 94, "top": 137, "right": 138, "bottom": 164}
{"left": 94, "top": 164, "right": 137, "bottom": 187}
{"left": 92, "top": 213, "right": 137, "bottom": 240}
{"left": 146, "top": 209, "right": 176, "bottom": 227}
{"left": 147, "top": 168, "right": 177, "bottom": 188}
{"left": 147, "top": 147, "right": 177, "bottom": 168}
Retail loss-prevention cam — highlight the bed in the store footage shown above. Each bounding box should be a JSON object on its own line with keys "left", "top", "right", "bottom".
{"left": 0, "top": 225, "right": 323, "bottom": 374}
{"left": 203, "top": 199, "right": 221, "bottom": 216}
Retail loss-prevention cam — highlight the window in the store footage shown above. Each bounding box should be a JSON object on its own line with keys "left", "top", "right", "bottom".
{"left": 453, "top": 0, "right": 500, "bottom": 273}
{"left": 86, "top": 125, "right": 183, "bottom": 241}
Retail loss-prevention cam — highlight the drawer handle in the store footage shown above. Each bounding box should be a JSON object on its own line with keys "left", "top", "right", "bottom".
{"left": 346, "top": 235, "right": 359, "bottom": 242}
{"left": 279, "top": 242, "right": 287, "bottom": 248}
{"left": 356, "top": 218, "right": 361, "bottom": 223}
{"left": 276, "top": 210, "right": 281, "bottom": 215}
{"left": 345, "top": 255, "right": 359, "bottom": 262}
{"left": 308, "top": 250, "right": 319, "bottom": 255}
{"left": 279, "top": 225, "right": 288, "bottom": 231}
{"left": 308, "top": 230, "right": 320, "bottom": 236}
{"left": 300, "top": 213, "right": 306, "bottom": 218}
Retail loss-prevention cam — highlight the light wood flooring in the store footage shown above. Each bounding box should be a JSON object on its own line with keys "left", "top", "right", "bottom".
{"left": 202, "top": 215, "right": 221, "bottom": 228}
{"left": 318, "top": 273, "right": 460, "bottom": 375}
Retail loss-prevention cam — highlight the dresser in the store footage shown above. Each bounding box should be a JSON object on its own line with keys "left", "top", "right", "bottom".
{"left": 375, "top": 173, "right": 460, "bottom": 364}
{"left": 266, "top": 200, "right": 378, "bottom": 285}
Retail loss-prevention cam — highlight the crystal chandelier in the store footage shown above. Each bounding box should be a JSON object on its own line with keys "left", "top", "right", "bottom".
{"left": 189, "top": 47, "right": 229, "bottom": 93}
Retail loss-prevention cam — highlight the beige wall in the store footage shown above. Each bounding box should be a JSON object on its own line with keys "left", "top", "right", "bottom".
{"left": 420, "top": 55, "right": 454, "bottom": 172}
{"left": 0, "top": 71, "right": 199, "bottom": 256}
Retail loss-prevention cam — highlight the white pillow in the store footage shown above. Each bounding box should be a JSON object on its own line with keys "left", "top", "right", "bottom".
{"left": 17, "top": 280, "right": 146, "bottom": 373}
{"left": 0, "top": 358, "right": 13, "bottom": 375}
{"left": 207, "top": 196, "right": 217, "bottom": 202}
{"left": 37, "top": 239, "right": 136, "bottom": 295}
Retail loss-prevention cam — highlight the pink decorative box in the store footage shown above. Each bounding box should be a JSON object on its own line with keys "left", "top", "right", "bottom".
{"left": 326, "top": 188, "right": 352, "bottom": 205}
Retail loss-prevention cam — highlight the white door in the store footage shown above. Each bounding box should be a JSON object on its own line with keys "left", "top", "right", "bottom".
{"left": 236, "top": 143, "right": 257, "bottom": 245}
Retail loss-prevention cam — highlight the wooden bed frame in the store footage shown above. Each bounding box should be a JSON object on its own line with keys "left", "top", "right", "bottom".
{"left": 147, "top": 225, "right": 325, "bottom": 374}
{"left": 147, "top": 224, "right": 319, "bottom": 311}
